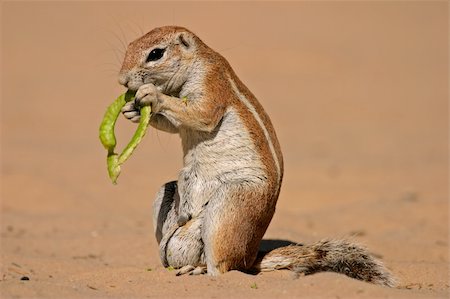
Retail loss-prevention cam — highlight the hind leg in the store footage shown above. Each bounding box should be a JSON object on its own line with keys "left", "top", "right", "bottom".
{"left": 153, "top": 181, "right": 205, "bottom": 270}
{"left": 202, "top": 184, "right": 276, "bottom": 275}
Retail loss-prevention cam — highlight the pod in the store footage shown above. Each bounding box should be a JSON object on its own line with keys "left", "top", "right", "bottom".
{"left": 99, "top": 90, "right": 152, "bottom": 184}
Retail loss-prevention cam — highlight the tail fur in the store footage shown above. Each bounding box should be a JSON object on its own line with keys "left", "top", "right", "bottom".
{"left": 253, "top": 239, "right": 396, "bottom": 287}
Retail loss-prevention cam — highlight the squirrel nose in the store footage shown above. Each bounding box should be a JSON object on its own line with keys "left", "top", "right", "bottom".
{"left": 118, "top": 74, "right": 129, "bottom": 87}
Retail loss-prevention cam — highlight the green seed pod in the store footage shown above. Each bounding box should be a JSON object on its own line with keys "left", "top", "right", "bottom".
{"left": 118, "top": 105, "right": 151, "bottom": 165}
{"left": 99, "top": 94, "right": 126, "bottom": 154}
{"left": 99, "top": 90, "right": 152, "bottom": 184}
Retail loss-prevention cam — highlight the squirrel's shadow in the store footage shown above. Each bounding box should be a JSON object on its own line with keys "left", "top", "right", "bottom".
{"left": 258, "top": 239, "right": 300, "bottom": 253}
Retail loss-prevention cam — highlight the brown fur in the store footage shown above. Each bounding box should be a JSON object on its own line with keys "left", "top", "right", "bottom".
{"left": 254, "top": 239, "right": 396, "bottom": 287}
{"left": 120, "top": 26, "right": 394, "bottom": 287}
{"left": 188, "top": 51, "right": 282, "bottom": 272}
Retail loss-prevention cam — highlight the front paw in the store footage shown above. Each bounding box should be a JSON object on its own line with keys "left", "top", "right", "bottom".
{"left": 135, "top": 83, "right": 162, "bottom": 113}
{"left": 121, "top": 101, "right": 141, "bottom": 123}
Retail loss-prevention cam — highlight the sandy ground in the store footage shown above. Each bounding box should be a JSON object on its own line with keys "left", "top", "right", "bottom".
{"left": 1, "top": 1, "right": 448, "bottom": 298}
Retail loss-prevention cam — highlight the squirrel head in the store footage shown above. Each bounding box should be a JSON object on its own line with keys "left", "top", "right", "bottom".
{"left": 119, "top": 26, "right": 200, "bottom": 93}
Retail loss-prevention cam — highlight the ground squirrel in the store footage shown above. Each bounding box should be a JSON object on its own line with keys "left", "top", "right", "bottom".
{"left": 118, "top": 26, "right": 395, "bottom": 287}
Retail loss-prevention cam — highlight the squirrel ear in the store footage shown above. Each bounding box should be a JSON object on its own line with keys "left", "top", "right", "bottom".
{"left": 177, "top": 32, "right": 194, "bottom": 50}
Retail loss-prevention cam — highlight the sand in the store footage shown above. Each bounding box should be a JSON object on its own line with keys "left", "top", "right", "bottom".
{"left": 1, "top": 1, "right": 448, "bottom": 298}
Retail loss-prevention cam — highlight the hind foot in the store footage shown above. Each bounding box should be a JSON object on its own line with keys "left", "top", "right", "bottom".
{"left": 175, "top": 265, "right": 207, "bottom": 276}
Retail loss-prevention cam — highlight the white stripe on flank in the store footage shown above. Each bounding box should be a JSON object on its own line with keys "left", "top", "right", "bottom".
{"left": 228, "top": 78, "right": 281, "bottom": 183}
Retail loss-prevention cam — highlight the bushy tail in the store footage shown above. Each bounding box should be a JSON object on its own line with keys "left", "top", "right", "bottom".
{"left": 253, "top": 239, "right": 396, "bottom": 287}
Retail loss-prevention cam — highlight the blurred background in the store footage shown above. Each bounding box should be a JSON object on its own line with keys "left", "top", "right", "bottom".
{"left": 1, "top": 1, "right": 448, "bottom": 298}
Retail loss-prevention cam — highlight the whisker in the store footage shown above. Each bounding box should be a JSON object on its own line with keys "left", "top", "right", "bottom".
{"left": 109, "top": 29, "right": 128, "bottom": 54}
{"left": 218, "top": 40, "right": 249, "bottom": 53}
{"left": 137, "top": 21, "right": 144, "bottom": 35}
{"left": 126, "top": 19, "right": 144, "bottom": 39}
{"left": 106, "top": 17, "right": 128, "bottom": 54}
{"left": 98, "top": 69, "right": 121, "bottom": 78}
{"left": 117, "top": 22, "right": 130, "bottom": 50}
{"left": 95, "top": 62, "right": 121, "bottom": 68}
{"left": 103, "top": 38, "right": 125, "bottom": 66}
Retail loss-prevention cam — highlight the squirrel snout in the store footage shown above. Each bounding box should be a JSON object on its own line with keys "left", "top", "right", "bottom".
{"left": 118, "top": 73, "right": 145, "bottom": 91}
{"left": 118, "top": 74, "right": 129, "bottom": 87}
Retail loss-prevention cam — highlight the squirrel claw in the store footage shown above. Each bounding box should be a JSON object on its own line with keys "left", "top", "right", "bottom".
{"left": 190, "top": 266, "right": 207, "bottom": 275}
{"left": 176, "top": 265, "right": 207, "bottom": 276}
{"left": 175, "top": 265, "right": 195, "bottom": 276}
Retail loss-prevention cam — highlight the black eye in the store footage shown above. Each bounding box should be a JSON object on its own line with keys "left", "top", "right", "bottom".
{"left": 146, "top": 48, "right": 165, "bottom": 62}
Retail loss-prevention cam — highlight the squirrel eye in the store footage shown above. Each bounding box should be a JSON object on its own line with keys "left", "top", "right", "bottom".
{"left": 146, "top": 48, "right": 165, "bottom": 62}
